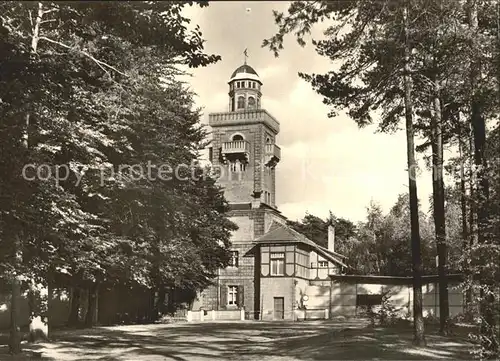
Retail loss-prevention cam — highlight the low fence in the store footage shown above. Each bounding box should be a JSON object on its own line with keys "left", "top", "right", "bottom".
{"left": 187, "top": 309, "right": 245, "bottom": 322}
{"left": 186, "top": 308, "right": 331, "bottom": 322}
{"left": 297, "top": 308, "right": 330, "bottom": 320}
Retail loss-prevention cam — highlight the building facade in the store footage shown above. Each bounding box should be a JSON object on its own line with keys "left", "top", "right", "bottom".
{"left": 195, "top": 62, "right": 347, "bottom": 320}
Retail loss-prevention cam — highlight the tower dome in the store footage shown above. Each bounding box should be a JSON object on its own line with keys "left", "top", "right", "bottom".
{"left": 228, "top": 63, "right": 262, "bottom": 112}
{"left": 229, "top": 64, "right": 261, "bottom": 83}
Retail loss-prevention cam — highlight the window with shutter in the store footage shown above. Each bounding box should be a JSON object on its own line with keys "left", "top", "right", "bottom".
{"left": 270, "top": 252, "right": 285, "bottom": 276}
{"left": 229, "top": 251, "right": 239, "bottom": 267}
{"left": 220, "top": 285, "right": 227, "bottom": 307}
{"left": 237, "top": 286, "right": 244, "bottom": 308}
{"left": 227, "top": 285, "right": 238, "bottom": 306}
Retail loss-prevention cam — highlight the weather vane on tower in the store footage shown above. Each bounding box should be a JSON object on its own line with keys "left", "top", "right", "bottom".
{"left": 244, "top": 7, "right": 251, "bottom": 65}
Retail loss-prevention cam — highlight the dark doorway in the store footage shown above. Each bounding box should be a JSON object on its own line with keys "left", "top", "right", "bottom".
{"left": 273, "top": 297, "right": 284, "bottom": 320}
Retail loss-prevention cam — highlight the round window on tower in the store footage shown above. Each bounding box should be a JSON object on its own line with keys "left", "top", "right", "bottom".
{"left": 237, "top": 96, "right": 245, "bottom": 109}
{"left": 248, "top": 96, "right": 256, "bottom": 109}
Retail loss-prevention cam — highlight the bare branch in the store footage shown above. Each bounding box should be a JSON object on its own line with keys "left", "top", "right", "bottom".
{"left": 40, "top": 19, "right": 57, "bottom": 24}
{"left": 38, "top": 36, "right": 129, "bottom": 77}
{"left": 42, "top": 8, "right": 59, "bottom": 15}
{"left": 28, "top": 10, "right": 34, "bottom": 29}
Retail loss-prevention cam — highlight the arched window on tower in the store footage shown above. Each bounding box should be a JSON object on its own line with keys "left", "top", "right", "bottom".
{"left": 248, "top": 96, "right": 256, "bottom": 109}
{"left": 237, "top": 96, "right": 245, "bottom": 109}
{"left": 232, "top": 134, "right": 244, "bottom": 141}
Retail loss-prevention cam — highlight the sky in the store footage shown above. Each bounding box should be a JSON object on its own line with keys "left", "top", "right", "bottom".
{"left": 182, "top": 1, "right": 438, "bottom": 223}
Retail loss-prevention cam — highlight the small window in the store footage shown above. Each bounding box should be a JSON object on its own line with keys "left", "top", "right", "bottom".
{"left": 229, "top": 251, "right": 239, "bottom": 267}
{"left": 318, "top": 261, "right": 328, "bottom": 268}
{"left": 270, "top": 252, "right": 285, "bottom": 275}
{"left": 237, "top": 96, "right": 245, "bottom": 109}
{"left": 248, "top": 97, "right": 256, "bottom": 109}
{"left": 232, "top": 134, "right": 244, "bottom": 141}
{"left": 252, "top": 82, "right": 256, "bottom": 89}
{"left": 228, "top": 286, "right": 238, "bottom": 306}
{"left": 356, "top": 294, "right": 383, "bottom": 307}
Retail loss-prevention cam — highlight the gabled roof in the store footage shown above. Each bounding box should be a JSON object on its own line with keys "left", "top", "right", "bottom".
{"left": 254, "top": 222, "right": 348, "bottom": 268}
{"left": 317, "top": 245, "right": 347, "bottom": 260}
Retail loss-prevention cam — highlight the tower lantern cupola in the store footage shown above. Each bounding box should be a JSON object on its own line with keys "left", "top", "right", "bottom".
{"left": 228, "top": 64, "right": 262, "bottom": 112}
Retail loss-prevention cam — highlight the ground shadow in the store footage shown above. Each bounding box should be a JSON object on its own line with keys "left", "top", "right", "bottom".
{"left": 0, "top": 319, "right": 474, "bottom": 360}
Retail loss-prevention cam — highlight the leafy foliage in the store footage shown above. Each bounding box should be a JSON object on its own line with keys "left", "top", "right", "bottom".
{"left": 0, "top": 1, "right": 235, "bottom": 342}
{"left": 288, "top": 195, "right": 439, "bottom": 276}
{"left": 265, "top": 0, "right": 499, "bottom": 354}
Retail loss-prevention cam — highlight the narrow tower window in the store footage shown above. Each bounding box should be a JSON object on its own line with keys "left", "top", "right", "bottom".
{"left": 237, "top": 96, "right": 245, "bottom": 109}
{"left": 248, "top": 96, "right": 256, "bottom": 109}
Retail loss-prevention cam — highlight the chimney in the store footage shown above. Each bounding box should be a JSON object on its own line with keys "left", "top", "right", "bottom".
{"left": 328, "top": 225, "right": 335, "bottom": 253}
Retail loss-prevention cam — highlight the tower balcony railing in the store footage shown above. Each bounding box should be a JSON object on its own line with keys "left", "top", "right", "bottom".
{"left": 265, "top": 143, "right": 281, "bottom": 165}
{"left": 221, "top": 140, "right": 250, "bottom": 163}
{"left": 222, "top": 140, "right": 250, "bottom": 154}
{"left": 208, "top": 109, "right": 280, "bottom": 133}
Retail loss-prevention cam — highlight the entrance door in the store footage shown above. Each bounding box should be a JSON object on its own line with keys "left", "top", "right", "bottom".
{"left": 273, "top": 297, "right": 284, "bottom": 320}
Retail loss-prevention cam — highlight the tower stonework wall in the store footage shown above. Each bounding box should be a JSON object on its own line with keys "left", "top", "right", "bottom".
{"left": 200, "top": 63, "right": 283, "bottom": 317}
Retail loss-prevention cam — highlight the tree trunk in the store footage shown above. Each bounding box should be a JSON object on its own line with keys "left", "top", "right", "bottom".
{"left": 468, "top": 130, "right": 477, "bottom": 249}
{"left": 430, "top": 79, "right": 449, "bottom": 334}
{"left": 27, "top": 282, "right": 49, "bottom": 343}
{"left": 68, "top": 287, "right": 81, "bottom": 326}
{"left": 9, "top": 237, "right": 22, "bottom": 354}
{"left": 47, "top": 281, "right": 52, "bottom": 338}
{"left": 84, "top": 283, "right": 98, "bottom": 327}
{"left": 403, "top": 3, "right": 425, "bottom": 346}
{"left": 153, "top": 287, "right": 166, "bottom": 321}
{"left": 459, "top": 129, "right": 473, "bottom": 319}
{"left": 467, "top": 0, "right": 495, "bottom": 349}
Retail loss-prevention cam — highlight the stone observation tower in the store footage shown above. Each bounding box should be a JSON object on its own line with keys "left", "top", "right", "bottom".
{"left": 208, "top": 62, "right": 281, "bottom": 208}
{"left": 202, "top": 61, "right": 285, "bottom": 316}
{"left": 196, "top": 59, "right": 346, "bottom": 320}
